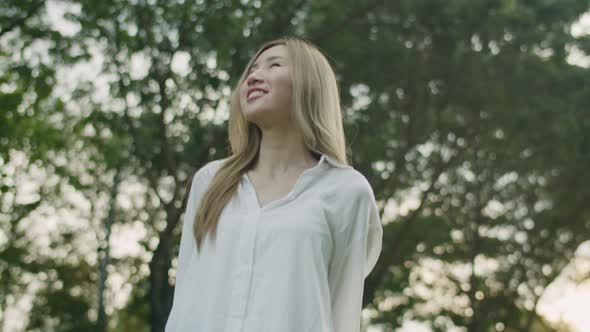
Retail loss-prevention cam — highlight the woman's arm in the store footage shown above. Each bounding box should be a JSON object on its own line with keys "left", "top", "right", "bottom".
{"left": 175, "top": 163, "right": 212, "bottom": 287}
{"left": 327, "top": 182, "right": 383, "bottom": 332}
{"left": 166, "top": 162, "right": 212, "bottom": 332}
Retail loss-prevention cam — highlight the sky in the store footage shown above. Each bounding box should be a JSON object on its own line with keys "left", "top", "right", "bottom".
{"left": 3, "top": 1, "right": 590, "bottom": 331}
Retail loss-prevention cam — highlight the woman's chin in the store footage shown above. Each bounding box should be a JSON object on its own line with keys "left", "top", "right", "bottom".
{"left": 242, "top": 108, "right": 268, "bottom": 123}
{"left": 243, "top": 105, "right": 270, "bottom": 116}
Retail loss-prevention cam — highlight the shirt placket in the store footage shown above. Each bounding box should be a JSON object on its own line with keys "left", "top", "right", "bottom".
{"left": 227, "top": 208, "right": 261, "bottom": 332}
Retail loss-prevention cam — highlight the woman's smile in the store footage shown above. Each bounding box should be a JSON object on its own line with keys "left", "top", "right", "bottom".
{"left": 247, "top": 90, "right": 268, "bottom": 102}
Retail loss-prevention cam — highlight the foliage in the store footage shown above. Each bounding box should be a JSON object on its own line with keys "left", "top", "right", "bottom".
{"left": 1, "top": 0, "right": 589, "bottom": 331}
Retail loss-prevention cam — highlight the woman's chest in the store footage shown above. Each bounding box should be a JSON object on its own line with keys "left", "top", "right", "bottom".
{"left": 217, "top": 189, "right": 334, "bottom": 258}
{"left": 247, "top": 171, "right": 302, "bottom": 209}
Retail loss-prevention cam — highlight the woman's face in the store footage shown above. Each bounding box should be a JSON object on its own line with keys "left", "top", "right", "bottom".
{"left": 239, "top": 44, "right": 292, "bottom": 129}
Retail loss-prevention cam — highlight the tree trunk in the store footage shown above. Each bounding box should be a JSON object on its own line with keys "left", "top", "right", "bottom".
{"left": 97, "top": 169, "right": 121, "bottom": 331}
{"left": 149, "top": 234, "right": 174, "bottom": 332}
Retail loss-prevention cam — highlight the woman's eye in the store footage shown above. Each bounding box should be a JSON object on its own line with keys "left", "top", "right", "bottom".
{"left": 271, "top": 63, "right": 280, "bottom": 67}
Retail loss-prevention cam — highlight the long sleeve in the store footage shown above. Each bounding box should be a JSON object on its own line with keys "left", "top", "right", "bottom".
{"left": 327, "top": 183, "right": 383, "bottom": 332}
{"left": 176, "top": 164, "right": 212, "bottom": 285}
{"left": 166, "top": 162, "right": 212, "bottom": 331}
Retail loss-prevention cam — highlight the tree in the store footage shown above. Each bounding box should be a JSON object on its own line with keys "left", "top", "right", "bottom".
{"left": 2, "top": 0, "right": 589, "bottom": 331}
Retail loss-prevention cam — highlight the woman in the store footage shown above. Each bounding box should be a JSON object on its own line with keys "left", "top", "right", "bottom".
{"left": 165, "top": 36, "right": 383, "bottom": 332}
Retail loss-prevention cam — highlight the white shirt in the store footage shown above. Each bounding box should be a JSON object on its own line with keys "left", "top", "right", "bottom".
{"left": 165, "top": 153, "right": 383, "bottom": 332}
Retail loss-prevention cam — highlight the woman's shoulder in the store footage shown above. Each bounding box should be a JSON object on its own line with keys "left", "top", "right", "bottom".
{"left": 199, "top": 157, "right": 230, "bottom": 175}
{"left": 190, "top": 157, "right": 228, "bottom": 187}
{"left": 322, "top": 166, "right": 374, "bottom": 199}
{"left": 205, "top": 157, "right": 228, "bottom": 172}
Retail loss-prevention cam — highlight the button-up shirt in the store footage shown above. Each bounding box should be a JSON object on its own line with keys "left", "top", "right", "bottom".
{"left": 165, "top": 153, "right": 383, "bottom": 332}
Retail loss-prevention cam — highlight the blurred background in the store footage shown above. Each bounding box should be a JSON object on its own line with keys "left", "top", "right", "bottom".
{"left": 1, "top": 0, "right": 589, "bottom": 331}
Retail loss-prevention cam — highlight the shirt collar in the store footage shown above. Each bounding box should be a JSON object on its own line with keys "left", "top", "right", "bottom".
{"left": 318, "top": 153, "right": 351, "bottom": 169}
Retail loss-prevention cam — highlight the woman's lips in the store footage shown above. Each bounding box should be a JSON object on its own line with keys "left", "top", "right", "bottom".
{"left": 247, "top": 91, "right": 268, "bottom": 102}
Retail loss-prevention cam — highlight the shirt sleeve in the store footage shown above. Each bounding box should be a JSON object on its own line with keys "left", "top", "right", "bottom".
{"left": 175, "top": 163, "right": 212, "bottom": 286}
{"left": 327, "top": 182, "right": 383, "bottom": 332}
{"left": 166, "top": 162, "right": 212, "bottom": 332}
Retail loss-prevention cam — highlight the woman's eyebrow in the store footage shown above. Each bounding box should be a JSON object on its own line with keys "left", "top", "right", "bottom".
{"left": 248, "top": 55, "right": 284, "bottom": 71}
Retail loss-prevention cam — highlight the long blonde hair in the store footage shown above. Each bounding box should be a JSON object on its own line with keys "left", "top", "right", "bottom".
{"left": 190, "top": 36, "right": 350, "bottom": 252}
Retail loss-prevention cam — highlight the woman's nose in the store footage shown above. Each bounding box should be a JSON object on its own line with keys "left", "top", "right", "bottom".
{"left": 246, "top": 75, "right": 261, "bottom": 86}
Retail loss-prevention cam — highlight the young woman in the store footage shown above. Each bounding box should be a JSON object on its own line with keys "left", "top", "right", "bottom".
{"left": 165, "top": 36, "right": 383, "bottom": 332}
